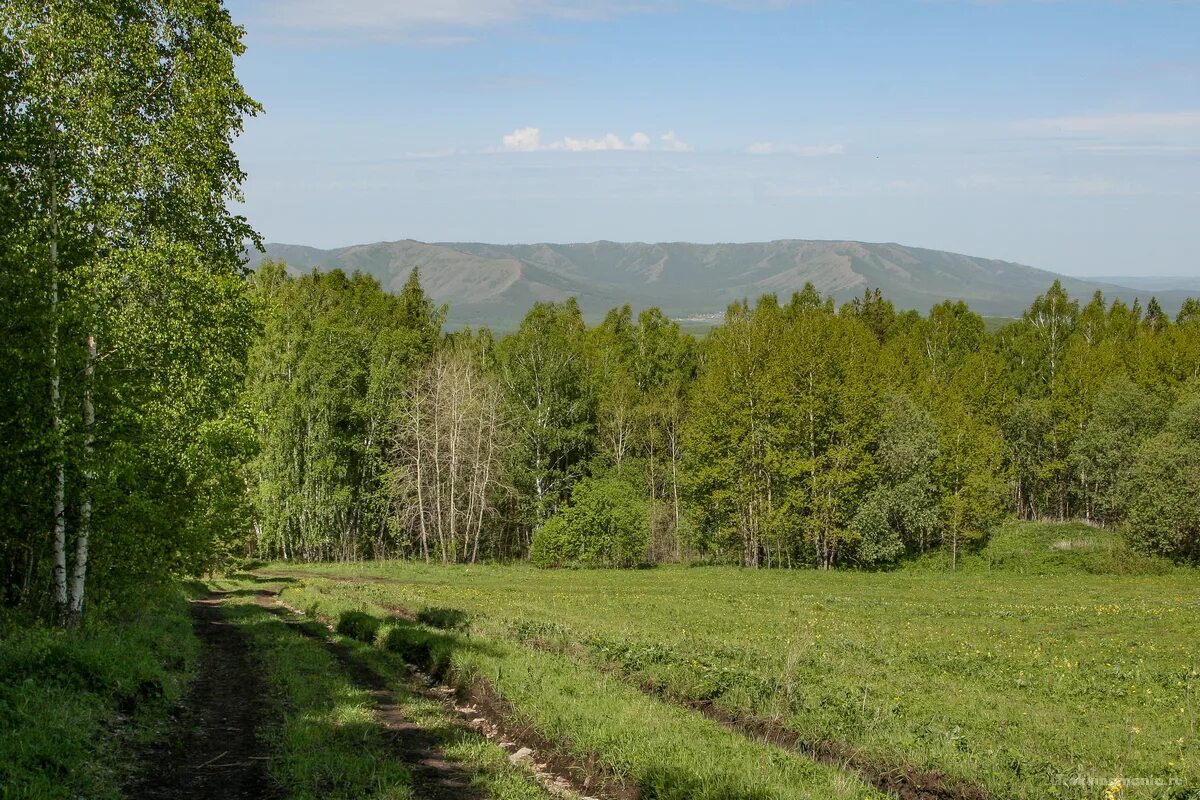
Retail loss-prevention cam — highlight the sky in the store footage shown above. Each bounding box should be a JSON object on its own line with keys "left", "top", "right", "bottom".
{"left": 226, "top": 1, "right": 1200, "bottom": 277}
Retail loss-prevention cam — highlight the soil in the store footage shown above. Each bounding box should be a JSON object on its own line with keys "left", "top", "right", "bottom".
{"left": 126, "top": 593, "right": 278, "bottom": 800}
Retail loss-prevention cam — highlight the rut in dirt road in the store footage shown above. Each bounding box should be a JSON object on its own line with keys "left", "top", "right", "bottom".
{"left": 251, "top": 590, "right": 486, "bottom": 800}
{"left": 128, "top": 593, "right": 278, "bottom": 800}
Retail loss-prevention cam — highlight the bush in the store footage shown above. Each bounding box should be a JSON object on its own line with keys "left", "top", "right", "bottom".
{"left": 381, "top": 625, "right": 452, "bottom": 679}
{"left": 1125, "top": 386, "right": 1200, "bottom": 563}
{"left": 415, "top": 607, "right": 470, "bottom": 631}
{"left": 335, "top": 610, "right": 381, "bottom": 643}
{"left": 530, "top": 476, "right": 649, "bottom": 568}
{"left": 849, "top": 490, "right": 905, "bottom": 567}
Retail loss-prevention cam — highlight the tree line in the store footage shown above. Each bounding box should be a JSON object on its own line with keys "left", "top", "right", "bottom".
{"left": 3, "top": 1, "right": 1199, "bottom": 626}
{"left": 243, "top": 270, "right": 1200, "bottom": 571}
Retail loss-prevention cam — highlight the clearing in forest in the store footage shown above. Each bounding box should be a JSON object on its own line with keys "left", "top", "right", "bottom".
{"left": 262, "top": 559, "right": 1200, "bottom": 800}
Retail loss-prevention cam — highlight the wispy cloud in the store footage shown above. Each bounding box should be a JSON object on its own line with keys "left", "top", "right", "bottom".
{"left": 961, "top": 173, "right": 1144, "bottom": 197}
{"left": 247, "top": 0, "right": 674, "bottom": 41}
{"left": 1014, "top": 111, "right": 1200, "bottom": 136}
{"left": 766, "top": 178, "right": 923, "bottom": 199}
{"left": 243, "top": 0, "right": 823, "bottom": 42}
{"left": 747, "top": 142, "right": 845, "bottom": 156}
{"left": 501, "top": 127, "right": 691, "bottom": 152}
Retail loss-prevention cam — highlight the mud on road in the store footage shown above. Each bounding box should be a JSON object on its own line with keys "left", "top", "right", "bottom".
{"left": 127, "top": 593, "right": 278, "bottom": 800}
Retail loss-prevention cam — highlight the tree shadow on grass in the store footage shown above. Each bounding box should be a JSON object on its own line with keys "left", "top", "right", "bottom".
{"left": 225, "top": 572, "right": 298, "bottom": 585}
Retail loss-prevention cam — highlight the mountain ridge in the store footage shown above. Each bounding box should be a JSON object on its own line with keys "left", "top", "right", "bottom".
{"left": 244, "top": 238, "right": 1197, "bottom": 329}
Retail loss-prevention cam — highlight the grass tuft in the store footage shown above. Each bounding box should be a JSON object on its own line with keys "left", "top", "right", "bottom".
{"left": 335, "top": 609, "right": 382, "bottom": 643}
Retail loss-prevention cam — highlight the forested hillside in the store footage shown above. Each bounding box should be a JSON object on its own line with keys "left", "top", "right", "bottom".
{"left": 244, "top": 269, "right": 1200, "bottom": 571}
{"left": 247, "top": 238, "right": 1200, "bottom": 328}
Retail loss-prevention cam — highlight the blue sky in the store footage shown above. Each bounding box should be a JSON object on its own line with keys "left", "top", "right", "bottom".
{"left": 227, "top": 1, "right": 1200, "bottom": 277}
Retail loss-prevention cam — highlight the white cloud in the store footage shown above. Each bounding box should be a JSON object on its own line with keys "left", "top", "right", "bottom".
{"left": 747, "top": 142, "right": 845, "bottom": 156}
{"left": 660, "top": 130, "right": 692, "bottom": 152}
{"left": 501, "top": 127, "right": 690, "bottom": 152}
{"left": 560, "top": 133, "right": 630, "bottom": 152}
{"left": 502, "top": 126, "right": 544, "bottom": 151}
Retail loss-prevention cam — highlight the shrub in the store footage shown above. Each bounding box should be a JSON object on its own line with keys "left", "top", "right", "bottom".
{"left": 1125, "top": 386, "right": 1200, "bottom": 563}
{"left": 849, "top": 490, "right": 905, "bottom": 567}
{"left": 415, "top": 607, "right": 470, "bottom": 631}
{"left": 381, "top": 626, "right": 452, "bottom": 679}
{"left": 335, "top": 610, "right": 381, "bottom": 643}
{"left": 530, "top": 476, "right": 649, "bottom": 568}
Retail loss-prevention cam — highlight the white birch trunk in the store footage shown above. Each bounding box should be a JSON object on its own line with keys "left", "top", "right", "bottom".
{"left": 48, "top": 155, "right": 68, "bottom": 619}
{"left": 67, "top": 331, "right": 96, "bottom": 622}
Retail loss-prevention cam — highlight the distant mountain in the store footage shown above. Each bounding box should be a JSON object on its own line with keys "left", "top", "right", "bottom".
{"left": 244, "top": 239, "right": 1198, "bottom": 329}
{"left": 1080, "top": 276, "right": 1200, "bottom": 293}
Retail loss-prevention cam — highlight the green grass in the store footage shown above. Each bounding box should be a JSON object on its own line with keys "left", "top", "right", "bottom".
{"left": 0, "top": 589, "right": 198, "bottom": 800}
{"left": 272, "top": 581, "right": 887, "bottom": 799}
{"left": 267, "top": 527, "right": 1200, "bottom": 800}
{"left": 210, "top": 578, "right": 553, "bottom": 800}
{"left": 908, "top": 521, "right": 1178, "bottom": 576}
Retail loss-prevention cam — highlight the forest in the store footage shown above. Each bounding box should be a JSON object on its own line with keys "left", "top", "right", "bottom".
{"left": 2, "top": 0, "right": 1200, "bottom": 626}
{"left": 240, "top": 266, "right": 1200, "bottom": 575}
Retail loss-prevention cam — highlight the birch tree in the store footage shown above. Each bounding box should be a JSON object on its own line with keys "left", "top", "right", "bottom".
{"left": 394, "top": 341, "right": 509, "bottom": 563}
{"left": 2, "top": 0, "right": 260, "bottom": 622}
{"left": 497, "top": 300, "right": 595, "bottom": 537}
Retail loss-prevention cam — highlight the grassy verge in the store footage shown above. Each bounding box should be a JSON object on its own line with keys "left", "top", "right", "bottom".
{"left": 209, "top": 577, "right": 552, "bottom": 800}
{"left": 273, "top": 578, "right": 884, "bottom": 800}
{"left": 906, "top": 521, "right": 1178, "bottom": 575}
{"left": 0, "top": 588, "right": 198, "bottom": 800}
{"left": 267, "top": 539, "right": 1200, "bottom": 800}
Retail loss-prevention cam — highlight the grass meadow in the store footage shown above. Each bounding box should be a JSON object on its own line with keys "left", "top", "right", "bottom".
{"left": 267, "top": 523, "right": 1200, "bottom": 800}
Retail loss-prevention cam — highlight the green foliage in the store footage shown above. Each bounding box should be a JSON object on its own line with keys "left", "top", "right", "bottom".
{"left": 587, "top": 306, "right": 697, "bottom": 561}
{"left": 245, "top": 266, "right": 441, "bottom": 561}
{"left": 1070, "top": 378, "right": 1167, "bottom": 525}
{"left": 497, "top": 300, "right": 595, "bottom": 525}
{"left": 0, "top": 589, "right": 196, "bottom": 798}
{"left": 933, "top": 398, "right": 1007, "bottom": 568}
{"left": 531, "top": 476, "right": 649, "bottom": 568}
{"left": 684, "top": 292, "right": 884, "bottom": 568}
{"left": 848, "top": 493, "right": 905, "bottom": 566}
{"left": 238, "top": 267, "right": 1199, "bottom": 574}
{"left": 849, "top": 396, "right": 941, "bottom": 566}
{"left": 1125, "top": 384, "right": 1200, "bottom": 562}
{"left": 0, "top": 0, "right": 261, "bottom": 617}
